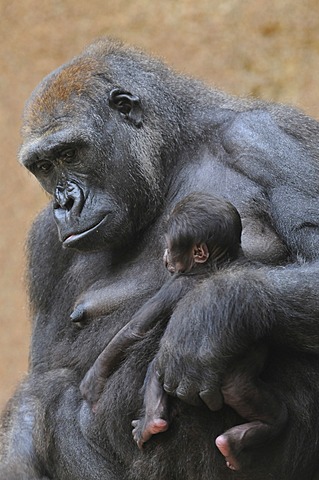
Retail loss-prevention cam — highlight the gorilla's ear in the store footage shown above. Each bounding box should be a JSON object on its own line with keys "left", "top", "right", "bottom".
{"left": 108, "top": 88, "right": 143, "bottom": 128}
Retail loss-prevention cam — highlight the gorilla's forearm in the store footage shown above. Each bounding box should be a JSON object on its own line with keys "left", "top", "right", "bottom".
{"left": 266, "top": 262, "right": 319, "bottom": 352}
{"left": 204, "top": 262, "right": 319, "bottom": 356}
{"left": 154, "top": 261, "right": 319, "bottom": 411}
{"left": 0, "top": 370, "right": 122, "bottom": 480}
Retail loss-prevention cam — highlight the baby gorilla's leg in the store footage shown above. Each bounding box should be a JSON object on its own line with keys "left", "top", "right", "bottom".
{"left": 216, "top": 421, "right": 270, "bottom": 471}
{"left": 215, "top": 344, "right": 287, "bottom": 471}
{"left": 132, "top": 360, "right": 170, "bottom": 449}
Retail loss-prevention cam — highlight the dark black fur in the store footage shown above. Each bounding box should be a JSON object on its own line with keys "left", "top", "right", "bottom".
{"left": 2, "top": 38, "right": 319, "bottom": 479}
{"left": 76, "top": 192, "right": 242, "bottom": 443}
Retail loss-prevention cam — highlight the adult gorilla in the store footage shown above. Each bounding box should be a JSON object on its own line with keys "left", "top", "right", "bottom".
{"left": 1, "top": 38, "right": 319, "bottom": 479}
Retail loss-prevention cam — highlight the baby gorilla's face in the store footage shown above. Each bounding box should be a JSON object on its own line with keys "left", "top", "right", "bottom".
{"left": 163, "top": 248, "right": 181, "bottom": 273}
{"left": 163, "top": 246, "right": 194, "bottom": 274}
{"left": 163, "top": 236, "right": 210, "bottom": 274}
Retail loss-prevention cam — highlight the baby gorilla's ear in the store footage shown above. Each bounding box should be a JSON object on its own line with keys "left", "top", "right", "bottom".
{"left": 193, "top": 243, "right": 209, "bottom": 263}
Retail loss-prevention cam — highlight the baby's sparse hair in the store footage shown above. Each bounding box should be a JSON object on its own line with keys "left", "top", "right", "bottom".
{"left": 166, "top": 192, "right": 242, "bottom": 263}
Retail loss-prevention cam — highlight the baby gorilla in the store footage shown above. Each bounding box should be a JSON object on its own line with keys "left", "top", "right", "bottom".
{"left": 78, "top": 192, "right": 287, "bottom": 470}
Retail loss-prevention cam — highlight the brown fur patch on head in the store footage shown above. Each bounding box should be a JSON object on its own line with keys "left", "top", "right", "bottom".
{"left": 21, "top": 37, "right": 151, "bottom": 138}
{"left": 42, "top": 58, "right": 101, "bottom": 103}
{"left": 22, "top": 56, "right": 104, "bottom": 136}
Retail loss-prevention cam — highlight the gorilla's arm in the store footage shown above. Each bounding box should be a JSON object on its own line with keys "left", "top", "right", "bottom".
{"left": 0, "top": 383, "right": 49, "bottom": 480}
{"left": 154, "top": 261, "right": 319, "bottom": 410}
{"left": 150, "top": 107, "right": 319, "bottom": 410}
{"left": 0, "top": 369, "right": 122, "bottom": 480}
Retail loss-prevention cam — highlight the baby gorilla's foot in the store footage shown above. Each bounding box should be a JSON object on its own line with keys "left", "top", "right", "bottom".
{"left": 132, "top": 416, "right": 169, "bottom": 449}
{"left": 215, "top": 434, "right": 241, "bottom": 471}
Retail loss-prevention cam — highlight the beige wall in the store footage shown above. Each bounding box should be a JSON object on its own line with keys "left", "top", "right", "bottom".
{"left": 1, "top": 0, "right": 319, "bottom": 409}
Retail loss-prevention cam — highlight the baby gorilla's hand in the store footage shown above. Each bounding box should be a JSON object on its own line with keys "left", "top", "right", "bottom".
{"left": 80, "top": 365, "right": 105, "bottom": 412}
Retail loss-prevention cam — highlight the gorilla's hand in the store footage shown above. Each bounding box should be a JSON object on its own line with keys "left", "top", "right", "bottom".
{"left": 154, "top": 267, "right": 274, "bottom": 410}
{"left": 154, "top": 314, "right": 224, "bottom": 411}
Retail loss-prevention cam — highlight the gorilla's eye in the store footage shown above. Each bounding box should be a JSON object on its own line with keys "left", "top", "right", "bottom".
{"left": 35, "top": 160, "right": 53, "bottom": 174}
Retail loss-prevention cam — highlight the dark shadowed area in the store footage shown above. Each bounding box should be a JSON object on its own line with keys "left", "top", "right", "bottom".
{"left": 1, "top": 0, "right": 319, "bottom": 409}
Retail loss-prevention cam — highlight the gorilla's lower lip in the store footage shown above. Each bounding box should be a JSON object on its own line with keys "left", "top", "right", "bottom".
{"left": 62, "top": 215, "right": 109, "bottom": 248}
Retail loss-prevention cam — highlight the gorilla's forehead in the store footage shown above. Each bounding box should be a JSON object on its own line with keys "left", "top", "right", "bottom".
{"left": 22, "top": 56, "right": 110, "bottom": 137}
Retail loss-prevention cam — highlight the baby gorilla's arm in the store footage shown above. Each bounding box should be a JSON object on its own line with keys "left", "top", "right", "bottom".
{"left": 80, "top": 275, "right": 193, "bottom": 409}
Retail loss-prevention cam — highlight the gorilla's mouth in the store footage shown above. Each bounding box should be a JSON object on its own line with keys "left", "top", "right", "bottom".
{"left": 62, "top": 215, "right": 109, "bottom": 248}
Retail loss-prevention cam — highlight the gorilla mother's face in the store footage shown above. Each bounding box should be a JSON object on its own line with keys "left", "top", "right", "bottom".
{"left": 19, "top": 61, "right": 164, "bottom": 252}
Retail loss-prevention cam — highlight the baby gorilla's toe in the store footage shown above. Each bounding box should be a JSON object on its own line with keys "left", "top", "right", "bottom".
{"left": 132, "top": 417, "right": 169, "bottom": 449}
{"left": 215, "top": 434, "right": 241, "bottom": 471}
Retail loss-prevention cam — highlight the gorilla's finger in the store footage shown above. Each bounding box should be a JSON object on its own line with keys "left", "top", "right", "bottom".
{"left": 176, "top": 386, "right": 203, "bottom": 407}
{"left": 163, "top": 383, "right": 177, "bottom": 396}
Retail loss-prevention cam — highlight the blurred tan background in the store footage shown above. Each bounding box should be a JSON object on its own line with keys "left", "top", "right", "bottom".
{"left": 1, "top": 0, "right": 319, "bottom": 410}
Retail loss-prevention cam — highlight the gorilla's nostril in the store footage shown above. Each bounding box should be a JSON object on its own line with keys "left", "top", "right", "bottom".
{"left": 64, "top": 198, "right": 75, "bottom": 211}
{"left": 54, "top": 182, "right": 84, "bottom": 214}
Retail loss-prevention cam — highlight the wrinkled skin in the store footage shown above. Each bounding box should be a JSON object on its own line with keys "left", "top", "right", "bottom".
{"left": 2, "top": 38, "right": 319, "bottom": 479}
